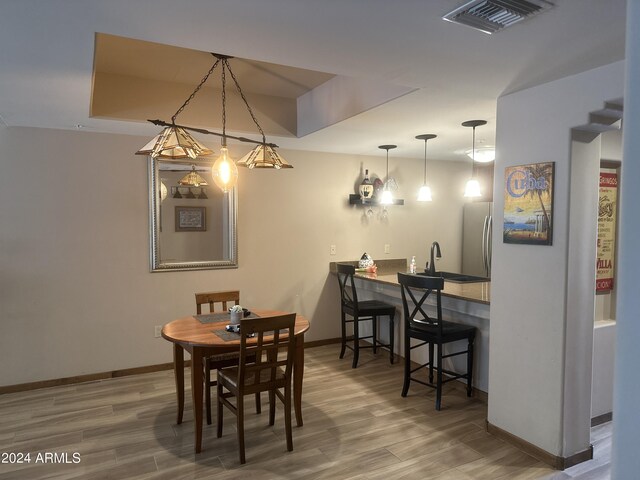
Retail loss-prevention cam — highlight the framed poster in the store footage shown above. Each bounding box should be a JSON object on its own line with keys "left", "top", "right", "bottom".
{"left": 503, "top": 162, "right": 554, "bottom": 246}
{"left": 596, "top": 171, "right": 617, "bottom": 292}
{"left": 175, "top": 206, "right": 206, "bottom": 232}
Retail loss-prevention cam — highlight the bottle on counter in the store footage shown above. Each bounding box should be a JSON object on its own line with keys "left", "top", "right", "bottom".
{"left": 359, "top": 169, "right": 374, "bottom": 201}
{"left": 409, "top": 256, "right": 417, "bottom": 274}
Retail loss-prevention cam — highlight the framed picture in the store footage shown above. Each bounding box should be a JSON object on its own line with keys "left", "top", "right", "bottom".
{"left": 503, "top": 162, "right": 554, "bottom": 246}
{"left": 175, "top": 206, "right": 206, "bottom": 232}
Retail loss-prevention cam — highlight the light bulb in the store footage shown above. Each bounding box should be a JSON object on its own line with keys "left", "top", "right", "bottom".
{"left": 417, "top": 185, "right": 432, "bottom": 202}
{"left": 380, "top": 189, "right": 393, "bottom": 205}
{"left": 211, "top": 146, "right": 238, "bottom": 192}
{"left": 464, "top": 178, "right": 482, "bottom": 198}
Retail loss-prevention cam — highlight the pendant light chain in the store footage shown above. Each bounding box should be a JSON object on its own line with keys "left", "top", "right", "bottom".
{"left": 423, "top": 140, "right": 428, "bottom": 184}
{"left": 472, "top": 125, "right": 477, "bottom": 177}
{"left": 221, "top": 60, "right": 227, "bottom": 146}
{"left": 171, "top": 56, "right": 222, "bottom": 124}
{"left": 225, "top": 58, "right": 267, "bottom": 143}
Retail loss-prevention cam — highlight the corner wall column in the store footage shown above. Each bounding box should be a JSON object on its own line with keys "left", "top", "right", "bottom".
{"left": 611, "top": 1, "right": 640, "bottom": 478}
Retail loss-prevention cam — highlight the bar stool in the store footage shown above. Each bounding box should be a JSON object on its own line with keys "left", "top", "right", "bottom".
{"left": 397, "top": 272, "right": 476, "bottom": 410}
{"left": 336, "top": 263, "right": 396, "bottom": 368}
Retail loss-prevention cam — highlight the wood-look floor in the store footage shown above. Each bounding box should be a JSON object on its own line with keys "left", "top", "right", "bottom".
{"left": 0, "top": 345, "right": 611, "bottom": 479}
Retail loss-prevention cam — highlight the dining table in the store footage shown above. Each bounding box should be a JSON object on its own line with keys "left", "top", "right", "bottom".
{"left": 161, "top": 309, "right": 310, "bottom": 453}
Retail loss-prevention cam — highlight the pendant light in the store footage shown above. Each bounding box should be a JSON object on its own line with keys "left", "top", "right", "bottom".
{"left": 462, "top": 120, "right": 487, "bottom": 198}
{"left": 178, "top": 165, "right": 209, "bottom": 187}
{"left": 415, "top": 134, "right": 436, "bottom": 202}
{"left": 137, "top": 53, "right": 291, "bottom": 192}
{"left": 378, "top": 145, "right": 396, "bottom": 205}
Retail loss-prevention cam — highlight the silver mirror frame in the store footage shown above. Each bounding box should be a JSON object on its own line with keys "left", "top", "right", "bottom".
{"left": 148, "top": 156, "right": 238, "bottom": 272}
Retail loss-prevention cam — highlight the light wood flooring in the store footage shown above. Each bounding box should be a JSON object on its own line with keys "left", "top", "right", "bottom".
{"left": 0, "top": 345, "right": 611, "bottom": 479}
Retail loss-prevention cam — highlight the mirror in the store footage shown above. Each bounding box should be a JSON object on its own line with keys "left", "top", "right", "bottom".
{"left": 148, "top": 157, "right": 237, "bottom": 272}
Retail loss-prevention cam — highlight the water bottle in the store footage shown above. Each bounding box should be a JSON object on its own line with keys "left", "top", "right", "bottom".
{"left": 409, "top": 256, "right": 417, "bottom": 274}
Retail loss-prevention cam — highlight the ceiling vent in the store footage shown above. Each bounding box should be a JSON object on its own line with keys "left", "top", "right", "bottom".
{"left": 443, "top": 0, "right": 554, "bottom": 34}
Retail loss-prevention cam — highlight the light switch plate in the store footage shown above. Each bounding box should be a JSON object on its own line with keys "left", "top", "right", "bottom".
{"left": 384, "top": 244, "right": 390, "bottom": 254}
{"left": 330, "top": 244, "right": 336, "bottom": 255}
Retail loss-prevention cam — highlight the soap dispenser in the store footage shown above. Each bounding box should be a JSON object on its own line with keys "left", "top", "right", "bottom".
{"left": 409, "top": 256, "right": 417, "bottom": 274}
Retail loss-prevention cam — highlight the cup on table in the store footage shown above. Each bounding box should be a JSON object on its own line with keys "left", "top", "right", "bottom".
{"left": 229, "top": 310, "right": 242, "bottom": 325}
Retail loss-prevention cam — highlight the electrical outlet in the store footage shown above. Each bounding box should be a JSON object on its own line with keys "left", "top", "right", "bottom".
{"left": 330, "top": 244, "right": 337, "bottom": 255}
{"left": 384, "top": 244, "right": 390, "bottom": 254}
{"left": 154, "top": 325, "right": 162, "bottom": 338}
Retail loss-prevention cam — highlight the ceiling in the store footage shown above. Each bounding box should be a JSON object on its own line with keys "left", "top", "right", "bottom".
{"left": 0, "top": 0, "right": 627, "bottom": 161}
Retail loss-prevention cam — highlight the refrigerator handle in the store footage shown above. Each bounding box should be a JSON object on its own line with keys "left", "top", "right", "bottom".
{"left": 487, "top": 215, "right": 493, "bottom": 277}
{"left": 482, "top": 216, "right": 489, "bottom": 276}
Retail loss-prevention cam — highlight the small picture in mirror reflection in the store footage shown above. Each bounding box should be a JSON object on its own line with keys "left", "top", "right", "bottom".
{"left": 175, "top": 206, "right": 206, "bottom": 232}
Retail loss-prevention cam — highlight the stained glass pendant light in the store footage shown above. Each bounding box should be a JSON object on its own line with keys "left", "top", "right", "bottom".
{"left": 178, "top": 165, "right": 209, "bottom": 187}
{"left": 462, "top": 120, "right": 487, "bottom": 198}
{"left": 415, "top": 134, "right": 436, "bottom": 201}
{"left": 378, "top": 144, "right": 397, "bottom": 205}
{"left": 137, "top": 53, "right": 291, "bottom": 192}
{"left": 136, "top": 126, "right": 212, "bottom": 159}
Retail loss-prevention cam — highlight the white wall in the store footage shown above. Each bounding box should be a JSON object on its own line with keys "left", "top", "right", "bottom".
{"left": 0, "top": 126, "right": 469, "bottom": 387}
{"left": 612, "top": 2, "right": 640, "bottom": 477}
{"left": 488, "top": 60, "right": 625, "bottom": 458}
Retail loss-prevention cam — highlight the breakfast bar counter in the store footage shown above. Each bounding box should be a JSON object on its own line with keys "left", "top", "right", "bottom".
{"left": 330, "top": 260, "right": 491, "bottom": 393}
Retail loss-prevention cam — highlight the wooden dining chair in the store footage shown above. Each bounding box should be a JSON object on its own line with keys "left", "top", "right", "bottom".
{"left": 216, "top": 313, "right": 296, "bottom": 464}
{"left": 336, "top": 263, "right": 396, "bottom": 368}
{"left": 397, "top": 273, "right": 476, "bottom": 410}
{"left": 195, "top": 290, "right": 260, "bottom": 425}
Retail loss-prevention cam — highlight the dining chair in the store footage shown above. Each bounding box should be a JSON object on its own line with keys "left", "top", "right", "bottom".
{"left": 397, "top": 272, "right": 476, "bottom": 410}
{"left": 216, "top": 313, "right": 296, "bottom": 464}
{"left": 195, "top": 290, "right": 260, "bottom": 425}
{"left": 336, "top": 263, "right": 396, "bottom": 368}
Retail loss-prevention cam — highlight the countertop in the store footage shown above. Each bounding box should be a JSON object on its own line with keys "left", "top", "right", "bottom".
{"left": 352, "top": 271, "right": 490, "bottom": 305}
{"left": 329, "top": 259, "right": 490, "bottom": 305}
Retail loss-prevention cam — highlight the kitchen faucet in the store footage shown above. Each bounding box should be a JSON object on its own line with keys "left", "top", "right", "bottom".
{"left": 427, "top": 241, "right": 441, "bottom": 275}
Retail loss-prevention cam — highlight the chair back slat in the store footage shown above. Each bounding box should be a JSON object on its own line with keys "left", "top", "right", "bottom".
{"left": 238, "top": 313, "right": 296, "bottom": 391}
{"left": 195, "top": 290, "right": 240, "bottom": 314}
{"left": 397, "top": 273, "right": 444, "bottom": 337}
{"left": 336, "top": 263, "right": 358, "bottom": 306}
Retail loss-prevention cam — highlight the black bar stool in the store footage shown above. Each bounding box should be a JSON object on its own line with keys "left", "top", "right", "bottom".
{"left": 397, "top": 272, "right": 476, "bottom": 410}
{"left": 336, "top": 263, "right": 396, "bottom": 368}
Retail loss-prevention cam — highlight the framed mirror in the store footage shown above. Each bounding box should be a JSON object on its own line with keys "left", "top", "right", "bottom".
{"left": 148, "top": 157, "right": 237, "bottom": 272}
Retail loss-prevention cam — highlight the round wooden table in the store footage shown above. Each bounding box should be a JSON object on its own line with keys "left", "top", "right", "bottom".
{"left": 162, "top": 310, "right": 310, "bottom": 453}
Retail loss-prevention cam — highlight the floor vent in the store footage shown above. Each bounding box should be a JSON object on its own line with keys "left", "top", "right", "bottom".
{"left": 443, "top": 0, "right": 555, "bottom": 34}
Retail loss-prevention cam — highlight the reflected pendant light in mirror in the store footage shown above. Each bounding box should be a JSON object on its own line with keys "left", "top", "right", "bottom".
{"left": 378, "top": 144, "right": 397, "bottom": 205}
{"left": 462, "top": 120, "right": 487, "bottom": 198}
{"left": 415, "top": 134, "right": 436, "bottom": 202}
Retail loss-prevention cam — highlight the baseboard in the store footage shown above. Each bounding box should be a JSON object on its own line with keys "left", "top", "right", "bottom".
{"left": 304, "top": 337, "right": 342, "bottom": 348}
{"left": 591, "top": 412, "right": 612, "bottom": 427}
{"left": 0, "top": 339, "right": 343, "bottom": 395}
{"left": 0, "top": 361, "right": 186, "bottom": 395}
{"left": 486, "top": 421, "right": 594, "bottom": 470}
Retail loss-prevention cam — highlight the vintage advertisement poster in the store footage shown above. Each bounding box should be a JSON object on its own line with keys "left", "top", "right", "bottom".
{"left": 596, "top": 171, "right": 617, "bottom": 292}
{"left": 503, "top": 162, "right": 554, "bottom": 246}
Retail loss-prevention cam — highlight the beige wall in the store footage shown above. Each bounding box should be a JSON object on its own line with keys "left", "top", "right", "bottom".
{"left": 0, "top": 126, "right": 469, "bottom": 386}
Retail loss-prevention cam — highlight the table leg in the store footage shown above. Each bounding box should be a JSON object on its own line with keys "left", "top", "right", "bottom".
{"left": 173, "top": 344, "right": 185, "bottom": 425}
{"left": 293, "top": 333, "right": 305, "bottom": 427}
{"left": 191, "top": 346, "right": 204, "bottom": 453}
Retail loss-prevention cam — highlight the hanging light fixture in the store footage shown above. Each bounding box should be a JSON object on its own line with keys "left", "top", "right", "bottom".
{"left": 462, "top": 120, "right": 487, "bottom": 198}
{"left": 135, "top": 58, "right": 219, "bottom": 160}
{"left": 378, "top": 145, "right": 397, "bottom": 205}
{"left": 415, "top": 134, "right": 436, "bottom": 202}
{"left": 137, "top": 53, "right": 291, "bottom": 192}
{"left": 178, "top": 165, "right": 209, "bottom": 187}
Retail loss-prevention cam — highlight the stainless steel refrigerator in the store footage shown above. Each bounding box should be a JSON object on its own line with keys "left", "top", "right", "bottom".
{"left": 461, "top": 202, "right": 493, "bottom": 278}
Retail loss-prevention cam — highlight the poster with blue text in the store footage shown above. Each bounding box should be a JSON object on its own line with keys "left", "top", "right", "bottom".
{"left": 503, "top": 162, "right": 554, "bottom": 246}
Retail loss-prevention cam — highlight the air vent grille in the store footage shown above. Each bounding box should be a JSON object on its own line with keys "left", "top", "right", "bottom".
{"left": 443, "top": 0, "right": 554, "bottom": 34}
